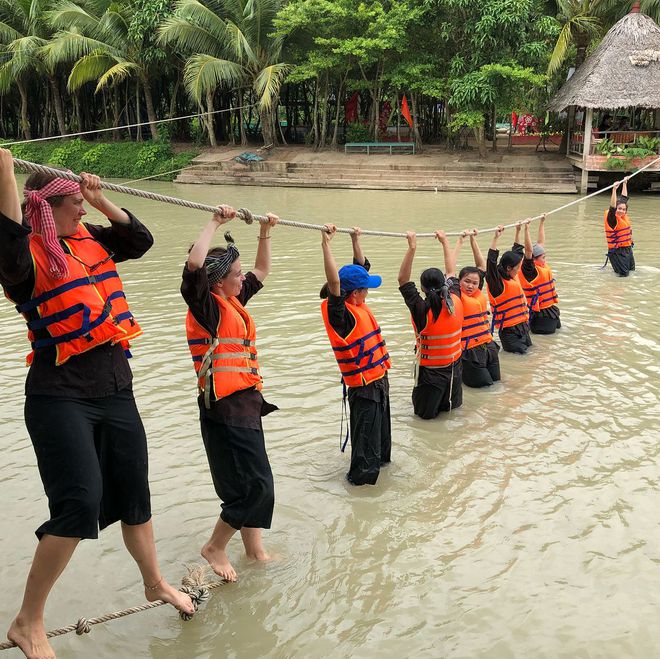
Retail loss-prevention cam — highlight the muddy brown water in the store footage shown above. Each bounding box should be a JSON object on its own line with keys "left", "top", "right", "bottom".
{"left": 1, "top": 180, "right": 659, "bottom": 658}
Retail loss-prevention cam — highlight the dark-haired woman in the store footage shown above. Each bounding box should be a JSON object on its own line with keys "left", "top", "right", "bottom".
{"left": 0, "top": 148, "right": 193, "bottom": 659}
{"left": 605, "top": 177, "right": 634, "bottom": 277}
{"left": 398, "top": 230, "right": 464, "bottom": 419}
{"left": 486, "top": 223, "right": 532, "bottom": 354}
{"left": 451, "top": 229, "right": 501, "bottom": 387}
{"left": 181, "top": 205, "right": 278, "bottom": 582}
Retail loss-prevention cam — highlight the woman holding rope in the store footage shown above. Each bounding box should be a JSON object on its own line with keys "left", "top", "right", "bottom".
{"left": 604, "top": 177, "right": 634, "bottom": 277}
{"left": 0, "top": 148, "right": 193, "bottom": 659}
{"left": 182, "top": 206, "right": 278, "bottom": 581}
{"left": 452, "top": 229, "right": 501, "bottom": 388}
{"left": 486, "top": 223, "right": 532, "bottom": 354}
{"left": 398, "top": 230, "right": 464, "bottom": 418}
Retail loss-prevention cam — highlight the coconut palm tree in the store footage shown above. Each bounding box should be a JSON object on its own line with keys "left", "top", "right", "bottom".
{"left": 159, "top": 0, "right": 289, "bottom": 146}
{"left": 45, "top": 0, "right": 161, "bottom": 140}
{"left": 0, "top": 0, "right": 67, "bottom": 139}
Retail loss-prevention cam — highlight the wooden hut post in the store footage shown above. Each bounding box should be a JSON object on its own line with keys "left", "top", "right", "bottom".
{"left": 580, "top": 108, "right": 594, "bottom": 194}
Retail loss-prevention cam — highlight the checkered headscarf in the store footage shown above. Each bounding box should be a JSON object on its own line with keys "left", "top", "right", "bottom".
{"left": 24, "top": 177, "right": 82, "bottom": 280}
{"left": 204, "top": 232, "right": 240, "bottom": 285}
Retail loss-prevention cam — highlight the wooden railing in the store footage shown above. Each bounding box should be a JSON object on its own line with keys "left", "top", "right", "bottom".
{"left": 569, "top": 130, "right": 660, "bottom": 156}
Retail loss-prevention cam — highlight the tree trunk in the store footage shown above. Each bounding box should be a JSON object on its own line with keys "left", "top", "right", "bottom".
{"left": 205, "top": 88, "right": 217, "bottom": 147}
{"left": 491, "top": 104, "right": 497, "bottom": 151}
{"left": 474, "top": 121, "right": 487, "bottom": 158}
{"left": 136, "top": 80, "right": 142, "bottom": 141}
{"left": 142, "top": 78, "right": 159, "bottom": 141}
{"left": 239, "top": 89, "right": 247, "bottom": 146}
{"left": 319, "top": 72, "right": 329, "bottom": 149}
{"left": 410, "top": 93, "right": 423, "bottom": 152}
{"left": 260, "top": 105, "right": 275, "bottom": 148}
{"left": 312, "top": 78, "right": 319, "bottom": 148}
{"left": 112, "top": 88, "right": 120, "bottom": 141}
{"left": 48, "top": 74, "right": 67, "bottom": 136}
{"left": 331, "top": 72, "right": 347, "bottom": 149}
{"left": 17, "top": 80, "right": 31, "bottom": 141}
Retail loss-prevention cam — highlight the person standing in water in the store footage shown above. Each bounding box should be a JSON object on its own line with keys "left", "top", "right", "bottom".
{"left": 320, "top": 225, "right": 391, "bottom": 486}
{"left": 451, "top": 229, "right": 501, "bottom": 387}
{"left": 487, "top": 223, "right": 532, "bottom": 354}
{"left": 513, "top": 215, "right": 560, "bottom": 334}
{"left": 181, "top": 205, "right": 278, "bottom": 582}
{"left": 0, "top": 148, "right": 193, "bottom": 659}
{"left": 398, "top": 230, "right": 464, "bottom": 418}
{"left": 604, "top": 177, "right": 634, "bottom": 277}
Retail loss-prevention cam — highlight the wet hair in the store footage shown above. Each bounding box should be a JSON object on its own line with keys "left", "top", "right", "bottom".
{"left": 21, "top": 172, "right": 68, "bottom": 213}
{"left": 459, "top": 265, "right": 484, "bottom": 288}
{"left": 498, "top": 250, "right": 523, "bottom": 279}
{"left": 616, "top": 197, "right": 628, "bottom": 209}
{"left": 420, "top": 267, "right": 454, "bottom": 321}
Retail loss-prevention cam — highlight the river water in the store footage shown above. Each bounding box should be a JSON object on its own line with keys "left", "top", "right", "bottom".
{"left": 1, "top": 180, "right": 659, "bottom": 658}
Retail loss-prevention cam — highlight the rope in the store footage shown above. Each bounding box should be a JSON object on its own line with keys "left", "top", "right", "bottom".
{"left": 0, "top": 565, "right": 225, "bottom": 652}
{"left": 1, "top": 103, "right": 258, "bottom": 148}
{"left": 12, "top": 155, "right": 660, "bottom": 237}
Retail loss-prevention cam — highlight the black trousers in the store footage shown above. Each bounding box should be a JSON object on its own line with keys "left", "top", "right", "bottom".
{"left": 609, "top": 247, "right": 635, "bottom": 277}
{"left": 462, "top": 341, "right": 501, "bottom": 388}
{"left": 24, "top": 389, "right": 151, "bottom": 540}
{"left": 200, "top": 416, "right": 274, "bottom": 529}
{"left": 530, "top": 309, "right": 561, "bottom": 335}
{"left": 412, "top": 361, "right": 463, "bottom": 419}
{"left": 499, "top": 323, "right": 532, "bottom": 354}
{"left": 346, "top": 386, "right": 391, "bottom": 486}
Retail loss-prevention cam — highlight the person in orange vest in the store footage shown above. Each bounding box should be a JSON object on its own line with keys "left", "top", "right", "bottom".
{"left": 604, "top": 177, "right": 634, "bottom": 276}
{"left": 0, "top": 148, "right": 193, "bottom": 658}
{"left": 181, "top": 205, "right": 279, "bottom": 582}
{"left": 513, "top": 216, "right": 560, "bottom": 334}
{"left": 398, "top": 230, "right": 464, "bottom": 418}
{"left": 486, "top": 223, "right": 532, "bottom": 354}
{"left": 320, "top": 224, "right": 391, "bottom": 486}
{"left": 451, "top": 229, "right": 501, "bottom": 387}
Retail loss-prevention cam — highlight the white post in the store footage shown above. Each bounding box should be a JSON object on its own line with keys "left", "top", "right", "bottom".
{"left": 580, "top": 107, "right": 593, "bottom": 194}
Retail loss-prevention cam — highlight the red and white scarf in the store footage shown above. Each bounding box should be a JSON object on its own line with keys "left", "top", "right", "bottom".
{"left": 24, "top": 178, "right": 81, "bottom": 280}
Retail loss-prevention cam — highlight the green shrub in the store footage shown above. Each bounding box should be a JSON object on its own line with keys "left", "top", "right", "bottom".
{"left": 345, "top": 122, "right": 371, "bottom": 143}
{"left": 49, "top": 139, "right": 88, "bottom": 170}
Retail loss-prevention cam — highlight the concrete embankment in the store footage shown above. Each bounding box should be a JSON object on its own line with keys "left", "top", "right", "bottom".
{"left": 176, "top": 145, "right": 578, "bottom": 193}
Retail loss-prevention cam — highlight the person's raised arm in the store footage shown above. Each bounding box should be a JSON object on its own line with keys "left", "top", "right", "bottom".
{"left": 398, "top": 231, "right": 416, "bottom": 286}
{"left": 79, "top": 172, "right": 129, "bottom": 224}
{"left": 321, "top": 224, "right": 340, "bottom": 296}
{"left": 621, "top": 175, "right": 629, "bottom": 199}
{"left": 536, "top": 213, "right": 546, "bottom": 248}
{"left": 252, "top": 213, "right": 278, "bottom": 282}
{"left": 436, "top": 229, "right": 455, "bottom": 277}
{"left": 513, "top": 221, "right": 522, "bottom": 247}
{"left": 187, "top": 205, "right": 235, "bottom": 271}
{"left": 610, "top": 180, "right": 620, "bottom": 209}
{"left": 523, "top": 218, "right": 533, "bottom": 259}
{"left": 351, "top": 226, "right": 365, "bottom": 266}
{"left": 0, "top": 149, "right": 21, "bottom": 223}
{"left": 469, "top": 228, "right": 486, "bottom": 270}
{"left": 490, "top": 224, "right": 504, "bottom": 251}
{"left": 451, "top": 232, "right": 466, "bottom": 276}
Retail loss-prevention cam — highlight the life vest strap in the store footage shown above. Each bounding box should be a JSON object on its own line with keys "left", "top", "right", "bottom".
{"left": 463, "top": 330, "right": 491, "bottom": 350}
{"left": 336, "top": 340, "right": 385, "bottom": 365}
{"left": 341, "top": 351, "right": 390, "bottom": 378}
{"left": 421, "top": 328, "right": 462, "bottom": 340}
{"left": 332, "top": 327, "right": 381, "bottom": 353}
{"left": 463, "top": 310, "right": 488, "bottom": 320}
{"left": 187, "top": 336, "right": 255, "bottom": 347}
{"left": 16, "top": 271, "right": 120, "bottom": 314}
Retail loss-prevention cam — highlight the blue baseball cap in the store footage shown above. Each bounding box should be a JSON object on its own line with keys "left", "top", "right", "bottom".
{"left": 338, "top": 264, "right": 382, "bottom": 292}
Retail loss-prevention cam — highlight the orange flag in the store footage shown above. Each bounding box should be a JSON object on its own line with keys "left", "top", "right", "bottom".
{"left": 401, "top": 95, "right": 413, "bottom": 128}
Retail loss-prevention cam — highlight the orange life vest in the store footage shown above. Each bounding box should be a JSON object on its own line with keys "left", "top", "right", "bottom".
{"left": 415, "top": 293, "right": 464, "bottom": 367}
{"left": 604, "top": 210, "right": 633, "bottom": 250}
{"left": 461, "top": 290, "right": 492, "bottom": 350}
{"left": 321, "top": 299, "right": 390, "bottom": 388}
{"left": 487, "top": 277, "right": 529, "bottom": 331}
{"left": 13, "top": 224, "right": 141, "bottom": 366}
{"left": 186, "top": 293, "right": 262, "bottom": 408}
{"left": 518, "top": 264, "right": 558, "bottom": 312}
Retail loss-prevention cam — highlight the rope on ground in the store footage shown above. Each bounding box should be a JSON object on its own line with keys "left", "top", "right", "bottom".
{"left": 12, "top": 155, "right": 660, "bottom": 238}
{"left": 0, "top": 565, "right": 225, "bottom": 652}
{"left": 1, "top": 103, "right": 258, "bottom": 148}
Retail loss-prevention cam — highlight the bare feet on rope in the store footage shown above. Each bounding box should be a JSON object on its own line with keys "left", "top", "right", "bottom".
{"left": 7, "top": 616, "right": 56, "bottom": 659}
{"left": 144, "top": 578, "right": 195, "bottom": 616}
{"left": 201, "top": 543, "right": 237, "bottom": 582}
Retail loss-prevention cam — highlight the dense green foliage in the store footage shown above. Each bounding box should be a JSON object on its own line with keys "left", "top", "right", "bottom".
{"left": 3, "top": 138, "right": 198, "bottom": 179}
{"left": 0, "top": 0, "right": 656, "bottom": 154}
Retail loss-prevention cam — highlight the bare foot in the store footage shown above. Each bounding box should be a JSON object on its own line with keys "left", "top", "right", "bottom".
{"left": 7, "top": 616, "right": 56, "bottom": 659}
{"left": 201, "top": 543, "right": 237, "bottom": 582}
{"left": 145, "top": 579, "right": 195, "bottom": 616}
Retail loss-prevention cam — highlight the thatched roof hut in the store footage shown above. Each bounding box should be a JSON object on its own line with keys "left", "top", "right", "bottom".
{"left": 549, "top": 7, "right": 660, "bottom": 111}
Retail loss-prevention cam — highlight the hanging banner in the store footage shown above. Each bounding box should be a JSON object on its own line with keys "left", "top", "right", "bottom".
{"left": 401, "top": 95, "right": 413, "bottom": 128}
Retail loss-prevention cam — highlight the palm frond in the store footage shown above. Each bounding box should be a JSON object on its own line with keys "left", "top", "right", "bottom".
{"left": 253, "top": 61, "right": 289, "bottom": 109}
{"left": 547, "top": 22, "right": 572, "bottom": 74}
{"left": 67, "top": 50, "right": 116, "bottom": 89}
{"left": 183, "top": 53, "right": 246, "bottom": 102}
{"left": 0, "top": 21, "right": 23, "bottom": 44}
{"left": 47, "top": 0, "right": 101, "bottom": 34}
{"left": 158, "top": 15, "right": 225, "bottom": 57}
{"left": 95, "top": 60, "right": 139, "bottom": 90}
{"left": 44, "top": 30, "right": 119, "bottom": 67}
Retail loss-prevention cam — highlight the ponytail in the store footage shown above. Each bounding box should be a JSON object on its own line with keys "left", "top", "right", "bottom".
{"left": 420, "top": 268, "right": 454, "bottom": 322}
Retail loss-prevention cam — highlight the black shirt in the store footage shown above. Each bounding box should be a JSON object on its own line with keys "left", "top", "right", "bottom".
{"left": 512, "top": 242, "right": 537, "bottom": 282}
{"left": 0, "top": 210, "right": 153, "bottom": 397}
{"left": 180, "top": 264, "right": 276, "bottom": 428}
{"left": 607, "top": 194, "right": 629, "bottom": 229}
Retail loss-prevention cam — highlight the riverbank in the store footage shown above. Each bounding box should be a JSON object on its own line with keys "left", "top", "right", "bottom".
{"left": 176, "top": 144, "right": 579, "bottom": 193}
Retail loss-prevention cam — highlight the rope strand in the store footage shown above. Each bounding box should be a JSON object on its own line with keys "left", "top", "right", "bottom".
{"left": 12, "top": 155, "right": 660, "bottom": 237}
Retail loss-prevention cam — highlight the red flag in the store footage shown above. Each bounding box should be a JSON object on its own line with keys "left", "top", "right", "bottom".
{"left": 401, "top": 95, "right": 413, "bottom": 128}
